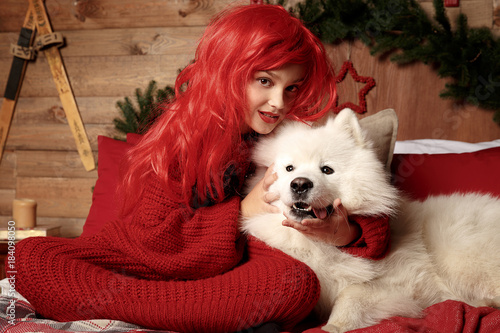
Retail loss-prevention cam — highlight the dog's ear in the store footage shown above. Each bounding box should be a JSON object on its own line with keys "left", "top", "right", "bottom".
{"left": 329, "top": 108, "right": 367, "bottom": 147}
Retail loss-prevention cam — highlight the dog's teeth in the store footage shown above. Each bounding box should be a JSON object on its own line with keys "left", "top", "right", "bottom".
{"left": 293, "top": 203, "right": 312, "bottom": 211}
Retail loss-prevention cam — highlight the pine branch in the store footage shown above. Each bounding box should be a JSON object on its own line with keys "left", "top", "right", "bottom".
{"left": 113, "top": 80, "right": 175, "bottom": 139}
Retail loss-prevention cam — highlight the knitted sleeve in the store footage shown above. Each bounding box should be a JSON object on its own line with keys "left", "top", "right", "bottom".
{"left": 339, "top": 215, "right": 390, "bottom": 260}
{"left": 104, "top": 174, "right": 245, "bottom": 280}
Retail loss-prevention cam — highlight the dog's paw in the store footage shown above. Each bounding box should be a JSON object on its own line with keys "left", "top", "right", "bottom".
{"left": 321, "top": 323, "right": 344, "bottom": 333}
{"left": 470, "top": 297, "right": 500, "bottom": 309}
{"left": 489, "top": 296, "right": 500, "bottom": 309}
{"left": 494, "top": 296, "right": 500, "bottom": 308}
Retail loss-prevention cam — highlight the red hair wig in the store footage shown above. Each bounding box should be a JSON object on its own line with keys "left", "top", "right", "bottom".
{"left": 119, "top": 4, "right": 337, "bottom": 214}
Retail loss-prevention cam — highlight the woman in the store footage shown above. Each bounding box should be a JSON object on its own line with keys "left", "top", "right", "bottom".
{"left": 14, "top": 5, "right": 390, "bottom": 332}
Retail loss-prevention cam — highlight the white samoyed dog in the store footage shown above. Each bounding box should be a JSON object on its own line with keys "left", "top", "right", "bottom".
{"left": 240, "top": 108, "right": 500, "bottom": 333}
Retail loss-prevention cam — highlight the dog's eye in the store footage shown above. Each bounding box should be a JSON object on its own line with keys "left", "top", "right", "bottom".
{"left": 286, "top": 165, "right": 294, "bottom": 172}
{"left": 321, "top": 166, "right": 334, "bottom": 175}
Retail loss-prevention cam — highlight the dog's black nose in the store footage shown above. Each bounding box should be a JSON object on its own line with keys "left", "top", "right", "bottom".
{"left": 291, "top": 177, "right": 313, "bottom": 194}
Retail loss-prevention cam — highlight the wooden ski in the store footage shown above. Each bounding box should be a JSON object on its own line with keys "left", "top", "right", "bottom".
{"left": 0, "top": 10, "right": 36, "bottom": 162}
{"left": 28, "top": 0, "right": 95, "bottom": 171}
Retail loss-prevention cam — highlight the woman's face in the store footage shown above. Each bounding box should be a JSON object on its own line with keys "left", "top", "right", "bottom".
{"left": 242, "top": 63, "right": 305, "bottom": 135}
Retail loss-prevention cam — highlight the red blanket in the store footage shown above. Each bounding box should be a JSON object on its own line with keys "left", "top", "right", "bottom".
{"left": 297, "top": 300, "right": 500, "bottom": 333}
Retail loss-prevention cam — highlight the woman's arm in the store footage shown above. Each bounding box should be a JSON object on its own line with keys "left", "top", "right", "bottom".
{"left": 117, "top": 174, "right": 246, "bottom": 279}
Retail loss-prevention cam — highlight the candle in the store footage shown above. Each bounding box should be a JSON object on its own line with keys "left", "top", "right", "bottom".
{"left": 12, "top": 198, "right": 37, "bottom": 228}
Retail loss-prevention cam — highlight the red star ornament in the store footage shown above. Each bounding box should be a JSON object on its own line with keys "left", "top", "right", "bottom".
{"left": 333, "top": 60, "right": 376, "bottom": 114}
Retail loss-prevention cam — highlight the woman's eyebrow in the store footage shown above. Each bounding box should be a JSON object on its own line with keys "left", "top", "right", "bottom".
{"left": 263, "top": 70, "right": 277, "bottom": 78}
{"left": 262, "top": 70, "right": 305, "bottom": 83}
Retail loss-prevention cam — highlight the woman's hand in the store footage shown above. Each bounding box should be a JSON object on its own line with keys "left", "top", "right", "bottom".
{"left": 240, "top": 165, "right": 281, "bottom": 219}
{"left": 282, "top": 198, "right": 361, "bottom": 246}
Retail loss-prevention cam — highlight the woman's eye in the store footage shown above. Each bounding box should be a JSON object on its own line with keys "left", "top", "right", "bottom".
{"left": 258, "top": 78, "right": 272, "bottom": 87}
{"left": 286, "top": 85, "right": 299, "bottom": 93}
{"left": 321, "top": 166, "right": 334, "bottom": 174}
{"left": 286, "top": 165, "right": 294, "bottom": 172}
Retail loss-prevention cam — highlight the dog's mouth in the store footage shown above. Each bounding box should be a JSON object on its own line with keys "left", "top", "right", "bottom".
{"left": 291, "top": 202, "right": 335, "bottom": 220}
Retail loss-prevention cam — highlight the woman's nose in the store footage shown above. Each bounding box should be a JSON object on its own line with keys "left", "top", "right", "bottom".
{"left": 268, "top": 89, "right": 285, "bottom": 110}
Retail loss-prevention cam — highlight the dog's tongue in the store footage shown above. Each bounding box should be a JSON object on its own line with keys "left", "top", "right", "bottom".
{"left": 313, "top": 207, "right": 328, "bottom": 219}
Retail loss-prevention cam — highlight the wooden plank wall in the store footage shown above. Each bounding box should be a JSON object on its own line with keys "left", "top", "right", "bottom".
{"left": 0, "top": 0, "right": 499, "bottom": 237}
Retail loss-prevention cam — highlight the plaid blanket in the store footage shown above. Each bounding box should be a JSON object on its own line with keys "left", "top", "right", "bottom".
{"left": 0, "top": 295, "right": 177, "bottom": 333}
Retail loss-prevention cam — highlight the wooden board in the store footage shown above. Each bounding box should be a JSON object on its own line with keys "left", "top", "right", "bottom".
{"left": 4, "top": 123, "right": 115, "bottom": 151}
{"left": 16, "top": 150, "right": 98, "bottom": 178}
{"left": 0, "top": 151, "right": 16, "bottom": 189}
{"left": 0, "top": 26, "right": 203, "bottom": 58}
{"left": 16, "top": 177, "right": 94, "bottom": 218}
{"left": 6, "top": 96, "right": 119, "bottom": 125}
{"left": 0, "top": 0, "right": 242, "bottom": 32}
{"left": 0, "top": 54, "right": 192, "bottom": 98}
{"left": 0, "top": 189, "right": 15, "bottom": 216}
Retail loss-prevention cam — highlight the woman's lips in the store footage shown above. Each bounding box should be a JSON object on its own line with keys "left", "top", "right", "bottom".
{"left": 259, "top": 111, "right": 280, "bottom": 124}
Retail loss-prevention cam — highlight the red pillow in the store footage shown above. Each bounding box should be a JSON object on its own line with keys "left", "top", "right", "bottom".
{"left": 391, "top": 146, "right": 500, "bottom": 200}
{"left": 81, "top": 134, "right": 142, "bottom": 237}
{"left": 126, "top": 133, "right": 143, "bottom": 145}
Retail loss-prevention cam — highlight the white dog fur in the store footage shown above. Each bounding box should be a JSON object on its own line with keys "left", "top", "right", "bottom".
{"left": 240, "top": 108, "right": 500, "bottom": 333}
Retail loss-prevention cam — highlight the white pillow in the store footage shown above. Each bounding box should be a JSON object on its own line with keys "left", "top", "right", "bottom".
{"left": 394, "top": 139, "right": 500, "bottom": 154}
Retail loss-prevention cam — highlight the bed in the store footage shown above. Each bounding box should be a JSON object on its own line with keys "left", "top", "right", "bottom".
{"left": 1, "top": 109, "right": 500, "bottom": 333}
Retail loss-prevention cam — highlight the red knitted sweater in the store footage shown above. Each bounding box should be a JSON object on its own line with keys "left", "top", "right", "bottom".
{"left": 14, "top": 167, "right": 389, "bottom": 332}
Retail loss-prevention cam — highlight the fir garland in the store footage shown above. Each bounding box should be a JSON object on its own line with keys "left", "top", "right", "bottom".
{"left": 288, "top": 0, "right": 500, "bottom": 123}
